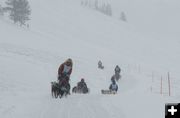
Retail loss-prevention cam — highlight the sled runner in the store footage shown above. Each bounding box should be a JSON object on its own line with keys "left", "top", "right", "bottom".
{"left": 101, "top": 90, "right": 117, "bottom": 94}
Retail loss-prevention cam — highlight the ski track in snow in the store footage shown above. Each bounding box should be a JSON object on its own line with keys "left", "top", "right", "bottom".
{"left": 39, "top": 95, "right": 125, "bottom": 118}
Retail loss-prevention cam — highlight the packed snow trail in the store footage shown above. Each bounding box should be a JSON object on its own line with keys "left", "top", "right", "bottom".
{"left": 1, "top": 0, "right": 180, "bottom": 118}
{"left": 0, "top": 41, "right": 164, "bottom": 118}
{"left": 0, "top": 44, "right": 165, "bottom": 118}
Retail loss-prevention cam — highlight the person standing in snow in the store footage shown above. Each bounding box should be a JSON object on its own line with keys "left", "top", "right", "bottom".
{"left": 98, "top": 60, "right": 104, "bottom": 69}
{"left": 114, "top": 65, "right": 121, "bottom": 74}
{"left": 58, "top": 58, "right": 73, "bottom": 84}
{"left": 112, "top": 65, "right": 121, "bottom": 81}
{"left": 109, "top": 79, "right": 118, "bottom": 92}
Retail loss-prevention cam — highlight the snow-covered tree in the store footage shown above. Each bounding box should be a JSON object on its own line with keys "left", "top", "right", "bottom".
{"left": 0, "top": 4, "right": 4, "bottom": 16}
{"left": 94, "top": 0, "right": 98, "bottom": 10}
{"left": 99, "top": 3, "right": 106, "bottom": 14}
{"left": 106, "top": 4, "right": 112, "bottom": 16}
{"left": 5, "top": 0, "right": 31, "bottom": 26}
{"left": 98, "top": 3, "right": 112, "bottom": 16}
{"left": 81, "top": 0, "right": 112, "bottom": 17}
{"left": 84, "top": 0, "right": 88, "bottom": 6}
{"left": 120, "top": 12, "right": 127, "bottom": 22}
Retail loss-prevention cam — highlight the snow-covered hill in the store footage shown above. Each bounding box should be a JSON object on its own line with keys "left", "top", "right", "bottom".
{"left": 0, "top": 0, "right": 180, "bottom": 118}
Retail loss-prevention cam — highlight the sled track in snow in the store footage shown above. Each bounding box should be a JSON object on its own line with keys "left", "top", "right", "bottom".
{"left": 39, "top": 95, "right": 125, "bottom": 118}
{"left": 0, "top": 43, "right": 135, "bottom": 118}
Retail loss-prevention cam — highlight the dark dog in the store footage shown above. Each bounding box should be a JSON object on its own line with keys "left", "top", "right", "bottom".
{"left": 58, "top": 83, "right": 70, "bottom": 98}
{"left": 51, "top": 82, "right": 70, "bottom": 98}
{"left": 72, "top": 86, "right": 77, "bottom": 93}
{"left": 114, "top": 73, "right": 121, "bottom": 81}
{"left": 51, "top": 82, "right": 59, "bottom": 98}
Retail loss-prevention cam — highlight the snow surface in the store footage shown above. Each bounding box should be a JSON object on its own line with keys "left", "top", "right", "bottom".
{"left": 0, "top": 0, "right": 180, "bottom": 118}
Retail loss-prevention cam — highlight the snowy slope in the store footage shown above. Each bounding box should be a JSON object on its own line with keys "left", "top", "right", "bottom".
{"left": 0, "top": 0, "right": 180, "bottom": 118}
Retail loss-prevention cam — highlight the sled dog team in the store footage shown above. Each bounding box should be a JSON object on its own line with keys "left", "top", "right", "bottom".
{"left": 51, "top": 58, "right": 121, "bottom": 98}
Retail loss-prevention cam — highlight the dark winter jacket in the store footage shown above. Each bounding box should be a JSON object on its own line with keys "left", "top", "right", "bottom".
{"left": 77, "top": 81, "right": 87, "bottom": 89}
{"left": 109, "top": 83, "right": 118, "bottom": 91}
{"left": 115, "top": 66, "right": 121, "bottom": 74}
{"left": 98, "top": 61, "right": 102, "bottom": 66}
{"left": 111, "top": 75, "right": 115, "bottom": 82}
